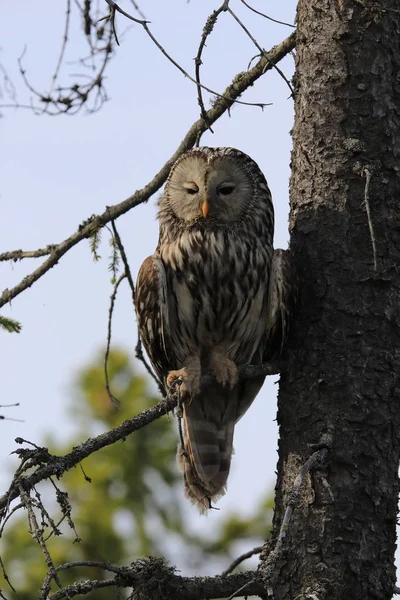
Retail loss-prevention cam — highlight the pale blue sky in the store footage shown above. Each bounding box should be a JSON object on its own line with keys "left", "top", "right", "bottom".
{"left": 0, "top": 0, "right": 297, "bottom": 531}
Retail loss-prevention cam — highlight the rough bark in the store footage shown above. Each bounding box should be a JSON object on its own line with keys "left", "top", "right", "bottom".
{"left": 262, "top": 1, "right": 400, "bottom": 599}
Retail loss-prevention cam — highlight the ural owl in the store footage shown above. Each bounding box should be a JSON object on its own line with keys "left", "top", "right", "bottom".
{"left": 135, "top": 147, "right": 296, "bottom": 513}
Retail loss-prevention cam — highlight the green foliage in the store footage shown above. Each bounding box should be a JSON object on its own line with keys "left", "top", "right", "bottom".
{"left": 0, "top": 315, "right": 22, "bottom": 333}
{"left": 108, "top": 233, "right": 120, "bottom": 283}
{"left": 0, "top": 349, "right": 273, "bottom": 599}
{"left": 89, "top": 228, "right": 102, "bottom": 261}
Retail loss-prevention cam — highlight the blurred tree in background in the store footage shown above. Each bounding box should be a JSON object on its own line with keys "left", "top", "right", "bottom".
{"left": 0, "top": 349, "right": 273, "bottom": 599}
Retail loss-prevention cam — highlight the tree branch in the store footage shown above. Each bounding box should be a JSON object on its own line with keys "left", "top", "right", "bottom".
{"left": 28, "top": 448, "right": 325, "bottom": 599}
{"left": 104, "top": 0, "right": 268, "bottom": 109}
{"left": 104, "top": 271, "right": 126, "bottom": 406}
{"left": 0, "top": 361, "right": 281, "bottom": 514}
{"left": 221, "top": 545, "right": 263, "bottom": 577}
{"left": 0, "top": 31, "right": 295, "bottom": 309}
{"left": 0, "top": 245, "right": 57, "bottom": 262}
{"left": 43, "top": 557, "right": 264, "bottom": 600}
{"left": 195, "top": 1, "right": 229, "bottom": 129}
{"left": 239, "top": 0, "right": 296, "bottom": 28}
{"left": 110, "top": 220, "right": 163, "bottom": 391}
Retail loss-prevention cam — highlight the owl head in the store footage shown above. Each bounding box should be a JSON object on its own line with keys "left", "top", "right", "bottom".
{"left": 159, "top": 147, "right": 273, "bottom": 227}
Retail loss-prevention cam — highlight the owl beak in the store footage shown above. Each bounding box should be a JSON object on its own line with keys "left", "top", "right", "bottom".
{"left": 201, "top": 199, "right": 209, "bottom": 218}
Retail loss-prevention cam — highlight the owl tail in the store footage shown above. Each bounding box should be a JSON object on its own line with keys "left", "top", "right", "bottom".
{"left": 177, "top": 384, "right": 237, "bottom": 514}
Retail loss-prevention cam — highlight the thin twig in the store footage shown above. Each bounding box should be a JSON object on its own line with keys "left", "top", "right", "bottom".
{"left": 104, "top": 272, "right": 126, "bottom": 407}
{"left": 104, "top": 0, "right": 270, "bottom": 109}
{"left": 48, "top": 0, "right": 72, "bottom": 96}
{"left": 0, "top": 246, "right": 57, "bottom": 262}
{"left": 0, "top": 554, "right": 22, "bottom": 599}
{"left": 49, "top": 578, "right": 116, "bottom": 600}
{"left": 361, "top": 167, "right": 378, "bottom": 271}
{"left": 227, "top": 580, "right": 253, "bottom": 600}
{"left": 0, "top": 415, "right": 24, "bottom": 422}
{"left": 222, "top": 545, "right": 263, "bottom": 576}
{"left": 194, "top": 1, "right": 229, "bottom": 129}
{"left": 240, "top": 0, "right": 295, "bottom": 28}
{"left": 83, "top": 0, "right": 91, "bottom": 36}
{"left": 110, "top": 222, "right": 134, "bottom": 297}
{"left": 0, "top": 502, "right": 24, "bottom": 538}
{"left": 14, "top": 9, "right": 114, "bottom": 115}
{"left": 19, "top": 486, "right": 64, "bottom": 593}
{"left": 110, "top": 221, "right": 163, "bottom": 391}
{"left": 0, "top": 401, "right": 24, "bottom": 422}
{"left": 50, "top": 478, "right": 81, "bottom": 541}
{"left": 104, "top": 0, "right": 147, "bottom": 24}
{"left": 0, "top": 361, "right": 282, "bottom": 513}
{"left": 0, "top": 31, "right": 296, "bottom": 309}
{"left": 227, "top": 7, "right": 294, "bottom": 96}
{"left": 128, "top": 0, "right": 146, "bottom": 21}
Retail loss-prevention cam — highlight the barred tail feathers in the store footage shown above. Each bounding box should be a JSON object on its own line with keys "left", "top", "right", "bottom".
{"left": 177, "top": 385, "right": 237, "bottom": 514}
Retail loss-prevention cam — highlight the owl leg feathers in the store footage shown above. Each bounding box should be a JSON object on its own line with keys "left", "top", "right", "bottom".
{"left": 166, "top": 355, "right": 201, "bottom": 396}
{"left": 209, "top": 348, "right": 239, "bottom": 388}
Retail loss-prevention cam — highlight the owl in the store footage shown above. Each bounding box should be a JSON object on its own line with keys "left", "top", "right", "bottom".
{"left": 135, "top": 147, "right": 296, "bottom": 513}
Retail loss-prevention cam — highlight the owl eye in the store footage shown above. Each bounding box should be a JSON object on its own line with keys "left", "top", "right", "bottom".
{"left": 184, "top": 183, "right": 199, "bottom": 195}
{"left": 218, "top": 183, "right": 235, "bottom": 196}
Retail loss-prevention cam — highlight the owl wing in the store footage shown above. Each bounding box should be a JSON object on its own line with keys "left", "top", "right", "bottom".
{"left": 235, "top": 250, "right": 298, "bottom": 423}
{"left": 135, "top": 254, "right": 174, "bottom": 390}
{"left": 263, "top": 249, "right": 298, "bottom": 360}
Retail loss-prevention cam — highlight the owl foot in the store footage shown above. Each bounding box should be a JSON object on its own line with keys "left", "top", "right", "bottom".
{"left": 210, "top": 352, "right": 239, "bottom": 388}
{"left": 167, "top": 356, "right": 201, "bottom": 397}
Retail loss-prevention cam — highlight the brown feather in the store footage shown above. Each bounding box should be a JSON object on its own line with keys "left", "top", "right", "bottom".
{"left": 177, "top": 384, "right": 237, "bottom": 513}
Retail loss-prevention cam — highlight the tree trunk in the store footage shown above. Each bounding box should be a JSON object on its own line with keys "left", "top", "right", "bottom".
{"left": 264, "top": 1, "right": 400, "bottom": 598}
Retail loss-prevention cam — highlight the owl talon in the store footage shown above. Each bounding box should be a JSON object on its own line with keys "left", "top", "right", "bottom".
{"left": 169, "top": 375, "right": 183, "bottom": 389}
{"left": 167, "top": 359, "right": 201, "bottom": 397}
{"left": 210, "top": 353, "right": 239, "bottom": 389}
{"left": 207, "top": 497, "right": 220, "bottom": 511}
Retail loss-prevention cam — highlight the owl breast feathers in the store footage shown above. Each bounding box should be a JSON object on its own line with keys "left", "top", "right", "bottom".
{"left": 135, "top": 147, "right": 297, "bottom": 513}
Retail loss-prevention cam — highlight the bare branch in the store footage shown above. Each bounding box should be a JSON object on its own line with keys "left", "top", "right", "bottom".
{"left": 227, "top": 7, "right": 294, "bottom": 96}
{"left": 0, "top": 31, "right": 296, "bottom": 310}
{"left": 195, "top": 1, "right": 229, "bottom": 129}
{"left": 128, "top": 0, "right": 146, "bottom": 21}
{"left": 110, "top": 221, "right": 135, "bottom": 295}
{"left": 104, "top": 0, "right": 271, "bottom": 109}
{"left": 5, "top": 3, "right": 115, "bottom": 115}
{"left": 104, "top": 272, "right": 126, "bottom": 407}
{"left": 221, "top": 545, "right": 263, "bottom": 576}
{"left": 104, "top": 0, "right": 148, "bottom": 25}
{"left": 0, "top": 245, "right": 56, "bottom": 262}
{"left": 19, "top": 485, "right": 64, "bottom": 593}
{"left": 240, "top": 0, "right": 296, "bottom": 28}
{"left": 0, "top": 554, "right": 21, "bottom": 600}
{"left": 42, "top": 556, "right": 264, "bottom": 600}
{"left": 0, "top": 361, "right": 281, "bottom": 514}
{"left": 110, "top": 221, "right": 163, "bottom": 391}
{"left": 48, "top": 0, "right": 72, "bottom": 97}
